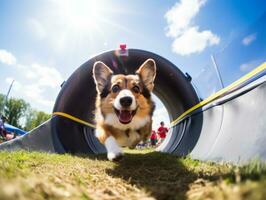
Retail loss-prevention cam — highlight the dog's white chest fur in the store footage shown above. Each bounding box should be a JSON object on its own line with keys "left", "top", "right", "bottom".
{"left": 104, "top": 114, "right": 150, "bottom": 147}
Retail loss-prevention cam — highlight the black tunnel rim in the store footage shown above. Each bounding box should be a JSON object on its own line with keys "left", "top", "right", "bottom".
{"left": 52, "top": 49, "right": 202, "bottom": 154}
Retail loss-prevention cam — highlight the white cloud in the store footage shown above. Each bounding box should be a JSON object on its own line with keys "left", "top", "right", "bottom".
{"left": 1, "top": 50, "right": 64, "bottom": 112}
{"left": 15, "top": 63, "right": 63, "bottom": 109}
{"left": 165, "top": 0, "right": 206, "bottom": 37}
{"left": 23, "top": 84, "right": 54, "bottom": 108}
{"left": 242, "top": 33, "right": 256, "bottom": 46}
{"left": 172, "top": 26, "right": 220, "bottom": 55}
{"left": 165, "top": 0, "right": 220, "bottom": 56}
{"left": 27, "top": 18, "right": 46, "bottom": 39}
{"left": 26, "top": 63, "right": 64, "bottom": 88}
{"left": 0, "top": 49, "right": 17, "bottom": 65}
{"left": 4, "top": 79, "right": 55, "bottom": 110}
{"left": 17, "top": 63, "right": 63, "bottom": 88}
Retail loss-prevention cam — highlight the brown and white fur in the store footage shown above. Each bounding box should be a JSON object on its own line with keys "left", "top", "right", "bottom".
{"left": 93, "top": 59, "right": 156, "bottom": 161}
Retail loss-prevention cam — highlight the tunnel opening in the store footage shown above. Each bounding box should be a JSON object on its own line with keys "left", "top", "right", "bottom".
{"left": 52, "top": 49, "right": 202, "bottom": 155}
{"left": 151, "top": 94, "right": 170, "bottom": 148}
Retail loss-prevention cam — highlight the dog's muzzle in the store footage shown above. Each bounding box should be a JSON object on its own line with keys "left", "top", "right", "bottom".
{"left": 114, "top": 95, "right": 138, "bottom": 124}
{"left": 114, "top": 108, "right": 137, "bottom": 124}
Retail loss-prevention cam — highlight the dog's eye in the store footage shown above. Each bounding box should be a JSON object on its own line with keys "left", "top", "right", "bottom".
{"left": 112, "top": 85, "right": 120, "bottom": 93}
{"left": 132, "top": 86, "right": 140, "bottom": 93}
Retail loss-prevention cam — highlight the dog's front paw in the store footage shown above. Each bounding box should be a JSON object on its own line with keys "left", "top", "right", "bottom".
{"left": 105, "top": 136, "right": 123, "bottom": 161}
{"left": 107, "top": 152, "right": 124, "bottom": 161}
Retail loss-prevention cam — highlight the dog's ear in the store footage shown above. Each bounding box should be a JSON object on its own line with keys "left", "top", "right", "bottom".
{"left": 136, "top": 59, "right": 156, "bottom": 91}
{"left": 93, "top": 61, "right": 113, "bottom": 93}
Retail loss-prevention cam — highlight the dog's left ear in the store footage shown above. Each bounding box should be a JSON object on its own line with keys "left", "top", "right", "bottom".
{"left": 93, "top": 61, "right": 113, "bottom": 93}
{"left": 136, "top": 59, "right": 156, "bottom": 91}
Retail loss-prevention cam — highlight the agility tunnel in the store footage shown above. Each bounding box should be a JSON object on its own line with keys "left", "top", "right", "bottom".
{"left": 0, "top": 49, "right": 265, "bottom": 164}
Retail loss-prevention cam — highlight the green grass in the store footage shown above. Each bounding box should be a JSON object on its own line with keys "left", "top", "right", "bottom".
{"left": 0, "top": 149, "right": 266, "bottom": 200}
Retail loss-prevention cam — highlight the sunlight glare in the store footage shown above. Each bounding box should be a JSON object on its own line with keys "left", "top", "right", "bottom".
{"left": 58, "top": 0, "right": 104, "bottom": 30}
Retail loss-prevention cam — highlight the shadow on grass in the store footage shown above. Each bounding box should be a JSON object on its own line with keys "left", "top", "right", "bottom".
{"left": 105, "top": 151, "right": 198, "bottom": 200}
{"left": 75, "top": 152, "right": 107, "bottom": 161}
{"left": 72, "top": 151, "right": 266, "bottom": 200}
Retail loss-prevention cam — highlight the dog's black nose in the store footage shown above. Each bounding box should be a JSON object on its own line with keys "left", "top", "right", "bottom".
{"left": 120, "top": 96, "right": 133, "bottom": 107}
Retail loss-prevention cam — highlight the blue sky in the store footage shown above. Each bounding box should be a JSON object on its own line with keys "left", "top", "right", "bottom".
{"left": 0, "top": 0, "right": 265, "bottom": 128}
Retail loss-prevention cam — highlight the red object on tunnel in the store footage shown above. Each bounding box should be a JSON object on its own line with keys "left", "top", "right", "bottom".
{"left": 120, "top": 44, "right": 127, "bottom": 50}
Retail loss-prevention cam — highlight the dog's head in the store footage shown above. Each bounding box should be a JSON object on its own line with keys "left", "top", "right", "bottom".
{"left": 93, "top": 59, "right": 156, "bottom": 125}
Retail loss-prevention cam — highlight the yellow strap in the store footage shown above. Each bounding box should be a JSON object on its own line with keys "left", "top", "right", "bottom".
{"left": 170, "top": 62, "right": 266, "bottom": 127}
{"left": 53, "top": 112, "right": 96, "bottom": 128}
{"left": 52, "top": 62, "right": 265, "bottom": 129}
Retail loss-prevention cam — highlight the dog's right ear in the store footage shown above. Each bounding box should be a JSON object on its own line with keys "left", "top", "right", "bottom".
{"left": 93, "top": 61, "right": 113, "bottom": 93}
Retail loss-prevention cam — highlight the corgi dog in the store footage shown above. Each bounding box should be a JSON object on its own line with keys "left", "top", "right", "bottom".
{"left": 93, "top": 59, "right": 156, "bottom": 161}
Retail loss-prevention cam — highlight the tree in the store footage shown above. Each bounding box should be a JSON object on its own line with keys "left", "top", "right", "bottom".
{"left": 0, "top": 93, "right": 51, "bottom": 130}
{"left": 24, "top": 109, "right": 51, "bottom": 131}
{"left": 4, "top": 98, "right": 29, "bottom": 129}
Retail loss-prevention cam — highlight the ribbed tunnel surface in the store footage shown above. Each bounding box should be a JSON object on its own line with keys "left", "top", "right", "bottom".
{"left": 53, "top": 49, "right": 200, "bottom": 154}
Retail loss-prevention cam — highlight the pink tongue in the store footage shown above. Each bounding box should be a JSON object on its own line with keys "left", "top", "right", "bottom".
{"left": 119, "top": 110, "right": 132, "bottom": 123}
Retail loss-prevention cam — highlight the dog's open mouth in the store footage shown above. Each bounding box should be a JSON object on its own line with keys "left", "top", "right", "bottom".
{"left": 114, "top": 108, "right": 137, "bottom": 124}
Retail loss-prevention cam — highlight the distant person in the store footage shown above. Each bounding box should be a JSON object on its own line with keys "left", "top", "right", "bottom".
{"left": 0, "top": 116, "right": 7, "bottom": 138}
{"left": 5, "top": 132, "right": 16, "bottom": 140}
{"left": 0, "top": 116, "right": 16, "bottom": 141}
{"left": 150, "top": 130, "right": 157, "bottom": 147}
{"left": 157, "top": 121, "right": 168, "bottom": 144}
